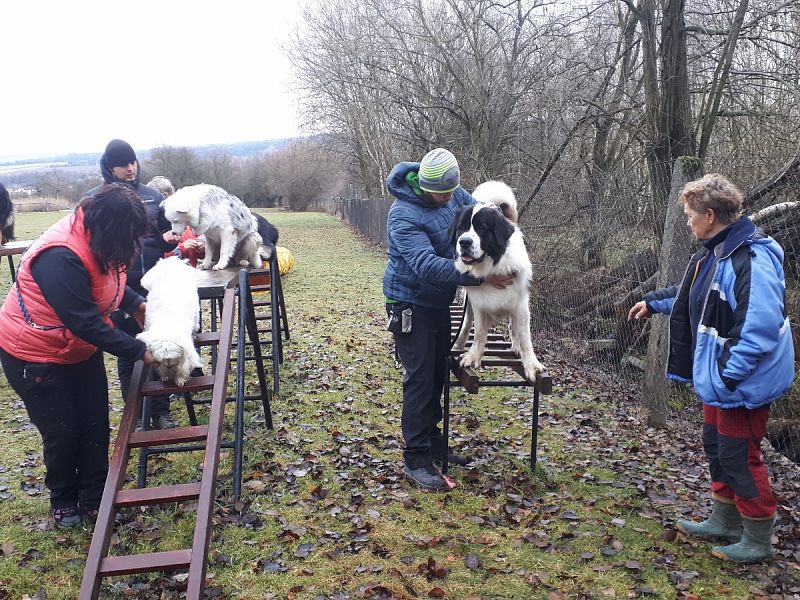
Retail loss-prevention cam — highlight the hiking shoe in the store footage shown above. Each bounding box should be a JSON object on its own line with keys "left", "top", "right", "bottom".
{"left": 52, "top": 505, "right": 81, "bottom": 529}
{"left": 434, "top": 452, "right": 472, "bottom": 467}
{"left": 151, "top": 413, "right": 177, "bottom": 430}
{"left": 404, "top": 464, "right": 451, "bottom": 491}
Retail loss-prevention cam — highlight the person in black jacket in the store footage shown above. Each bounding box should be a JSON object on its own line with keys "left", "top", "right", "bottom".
{"left": 84, "top": 139, "right": 180, "bottom": 429}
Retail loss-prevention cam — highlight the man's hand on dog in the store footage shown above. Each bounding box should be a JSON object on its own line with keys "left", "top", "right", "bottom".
{"left": 484, "top": 272, "right": 516, "bottom": 289}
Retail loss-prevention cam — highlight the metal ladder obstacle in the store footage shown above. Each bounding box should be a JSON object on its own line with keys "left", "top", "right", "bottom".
{"left": 79, "top": 287, "right": 237, "bottom": 600}
{"left": 137, "top": 269, "right": 273, "bottom": 501}
{"left": 443, "top": 298, "right": 552, "bottom": 474}
{"left": 246, "top": 252, "right": 290, "bottom": 395}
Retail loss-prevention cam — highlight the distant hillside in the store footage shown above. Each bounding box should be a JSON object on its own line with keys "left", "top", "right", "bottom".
{"left": 0, "top": 139, "right": 292, "bottom": 170}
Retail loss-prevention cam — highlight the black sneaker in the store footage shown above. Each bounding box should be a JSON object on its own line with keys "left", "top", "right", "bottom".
{"left": 151, "top": 414, "right": 177, "bottom": 430}
{"left": 404, "top": 464, "right": 451, "bottom": 491}
{"left": 52, "top": 505, "right": 81, "bottom": 529}
{"left": 434, "top": 452, "right": 473, "bottom": 467}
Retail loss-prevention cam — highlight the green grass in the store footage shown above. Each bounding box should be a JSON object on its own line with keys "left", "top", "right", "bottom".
{"left": 0, "top": 209, "right": 784, "bottom": 598}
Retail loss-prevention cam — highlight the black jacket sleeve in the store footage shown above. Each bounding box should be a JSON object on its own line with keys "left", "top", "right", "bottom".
{"left": 30, "top": 248, "right": 147, "bottom": 362}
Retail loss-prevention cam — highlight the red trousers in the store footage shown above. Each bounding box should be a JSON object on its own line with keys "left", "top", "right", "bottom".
{"left": 703, "top": 404, "right": 776, "bottom": 519}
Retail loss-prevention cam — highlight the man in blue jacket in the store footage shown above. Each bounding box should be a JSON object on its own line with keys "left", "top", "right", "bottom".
{"left": 383, "top": 148, "right": 512, "bottom": 490}
{"left": 628, "top": 173, "right": 793, "bottom": 562}
{"left": 85, "top": 139, "right": 180, "bottom": 430}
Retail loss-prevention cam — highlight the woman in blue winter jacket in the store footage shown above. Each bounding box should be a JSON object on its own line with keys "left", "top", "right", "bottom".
{"left": 628, "top": 173, "right": 793, "bottom": 563}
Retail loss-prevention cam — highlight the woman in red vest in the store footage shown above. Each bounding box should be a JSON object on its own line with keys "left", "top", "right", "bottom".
{"left": 0, "top": 184, "right": 155, "bottom": 529}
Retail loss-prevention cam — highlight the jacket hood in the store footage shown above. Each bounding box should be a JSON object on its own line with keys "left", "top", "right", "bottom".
{"left": 100, "top": 155, "right": 141, "bottom": 188}
{"left": 386, "top": 162, "right": 433, "bottom": 207}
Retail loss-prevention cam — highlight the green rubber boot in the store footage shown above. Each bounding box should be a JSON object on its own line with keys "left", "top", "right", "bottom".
{"left": 711, "top": 517, "right": 774, "bottom": 563}
{"left": 676, "top": 500, "right": 741, "bottom": 541}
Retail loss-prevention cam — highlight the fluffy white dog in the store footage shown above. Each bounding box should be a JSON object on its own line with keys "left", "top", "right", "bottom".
{"left": 162, "top": 184, "right": 263, "bottom": 271}
{"left": 450, "top": 181, "right": 545, "bottom": 382}
{"left": 137, "top": 257, "right": 202, "bottom": 386}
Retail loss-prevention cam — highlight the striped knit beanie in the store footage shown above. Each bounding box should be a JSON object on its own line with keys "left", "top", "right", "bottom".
{"left": 418, "top": 148, "right": 460, "bottom": 193}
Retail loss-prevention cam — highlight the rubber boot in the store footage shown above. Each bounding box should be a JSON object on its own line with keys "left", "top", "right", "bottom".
{"left": 676, "top": 500, "right": 741, "bottom": 541}
{"left": 711, "top": 517, "right": 774, "bottom": 563}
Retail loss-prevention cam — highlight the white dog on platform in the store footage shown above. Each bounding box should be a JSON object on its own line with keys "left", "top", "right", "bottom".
{"left": 450, "top": 181, "right": 545, "bottom": 382}
{"left": 161, "top": 184, "right": 264, "bottom": 271}
{"left": 137, "top": 256, "right": 202, "bottom": 386}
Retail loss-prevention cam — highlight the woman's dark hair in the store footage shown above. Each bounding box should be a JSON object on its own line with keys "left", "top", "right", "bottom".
{"left": 78, "top": 184, "right": 148, "bottom": 273}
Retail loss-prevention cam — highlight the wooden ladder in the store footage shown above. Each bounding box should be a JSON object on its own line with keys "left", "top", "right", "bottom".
{"left": 79, "top": 287, "right": 236, "bottom": 600}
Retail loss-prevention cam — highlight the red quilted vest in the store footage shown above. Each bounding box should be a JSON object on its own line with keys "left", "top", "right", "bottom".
{"left": 0, "top": 209, "right": 126, "bottom": 363}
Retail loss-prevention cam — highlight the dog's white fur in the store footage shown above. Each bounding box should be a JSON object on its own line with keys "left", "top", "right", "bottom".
{"left": 162, "top": 184, "right": 263, "bottom": 271}
{"left": 137, "top": 257, "right": 202, "bottom": 386}
{"left": 453, "top": 181, "right": 545, "bottom": 382}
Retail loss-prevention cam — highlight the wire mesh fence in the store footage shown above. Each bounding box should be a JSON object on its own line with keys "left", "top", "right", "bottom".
{"left": 317, "top": 159, "right": 800, "bottom": 477}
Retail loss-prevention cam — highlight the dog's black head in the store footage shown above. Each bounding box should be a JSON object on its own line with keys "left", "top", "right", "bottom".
{"left": 450, "top": 204, "right": 515, "bottom": 266}
{"left": 0, "top": 183, "right": 15, "bottom": 244}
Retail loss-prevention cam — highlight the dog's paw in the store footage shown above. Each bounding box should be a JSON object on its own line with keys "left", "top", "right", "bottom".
{"left": 523, "top": 360, "right": 546, "bottom": 382}
{"left": 459, "top": 351, "right": 483, "bottom": 369}
{"left": 212, "top": 262, "right": 228, "bottom": 271}
{"left": 238, "top": 259, "right": 250, "bottom": 267}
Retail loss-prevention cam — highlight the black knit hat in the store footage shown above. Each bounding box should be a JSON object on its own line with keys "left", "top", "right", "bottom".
{"left": 104, "top": 139, "right": 137, "bottom": 168}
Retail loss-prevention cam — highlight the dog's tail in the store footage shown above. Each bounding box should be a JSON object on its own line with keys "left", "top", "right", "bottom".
{"left": 472, "top": 181, "right": 518, "bottom": 224}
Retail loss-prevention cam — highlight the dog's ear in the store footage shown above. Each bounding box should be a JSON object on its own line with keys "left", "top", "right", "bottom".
{"left": 488, "top": 213, "right": 515, "bottom": 263}
{"left": 448, "top": 206, "right": 471, "bottom": 251}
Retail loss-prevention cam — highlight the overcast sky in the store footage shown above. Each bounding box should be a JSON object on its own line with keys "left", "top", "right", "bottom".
{"left": 1, "top": 0, "right": 305, "bottom": 161}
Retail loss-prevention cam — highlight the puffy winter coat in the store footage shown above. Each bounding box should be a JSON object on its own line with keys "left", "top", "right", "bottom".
{"left": 84, "top": 156, "right": 174, "bottom": 294}
{"left": 0, "top": 210, "right": 125, "bottom": 363}
{"left": 644, "top": 217, "right": 794, "bottom": 409}
{"left": 382, "top": 162, "right": 478, "bottom": 308}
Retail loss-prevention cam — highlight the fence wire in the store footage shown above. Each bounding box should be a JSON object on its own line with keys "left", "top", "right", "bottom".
{"left": 318, "top": 161, "right": 800, "bottom": 477}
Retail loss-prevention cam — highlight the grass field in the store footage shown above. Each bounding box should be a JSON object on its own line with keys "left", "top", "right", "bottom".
{"left": 0, "top": 210, "right": 795, "bottom": 598}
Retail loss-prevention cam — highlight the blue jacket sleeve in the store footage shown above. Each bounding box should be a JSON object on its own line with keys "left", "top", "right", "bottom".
{"left": 643, "top": 285, "right": 678, "bottom": 315}
{"left": 392, "top": 214, "right": 479, "bottom": 286}
{"left": 719, "top": 247, "right": 787, "bottom": 384}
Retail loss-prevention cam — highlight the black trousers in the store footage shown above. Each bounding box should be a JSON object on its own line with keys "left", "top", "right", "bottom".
{"left": 117, "top": 315, "right": 169, "bottom": 417}
{"left": 389, "top": 303, "right": 451, "bottom": 469}
{"left": 0, "top": 348, "right": 109, "bottom": 510}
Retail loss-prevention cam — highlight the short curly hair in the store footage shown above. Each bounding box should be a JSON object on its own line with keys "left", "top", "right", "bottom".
{"left": 679, "top": 173, "right": 743, "bottom": 225}
{"left": 146, "top": 176, "right": 175, "bottom": 197}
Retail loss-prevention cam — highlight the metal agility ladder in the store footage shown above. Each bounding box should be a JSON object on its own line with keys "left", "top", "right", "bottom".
{"left": 443, "top": 297, "right": 553, "bottom": 474}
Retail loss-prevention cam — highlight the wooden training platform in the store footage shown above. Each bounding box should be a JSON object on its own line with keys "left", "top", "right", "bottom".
{"left": 444, "top": 300, "right": 552, "bottom": 472}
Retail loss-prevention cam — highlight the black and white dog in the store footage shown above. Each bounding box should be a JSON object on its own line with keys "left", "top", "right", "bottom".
{"left": 450, "top": 181, "right": 544, "bottom": 382}
{"left": 0, "top": 183, "right": 15, "bottom": 245}
{"left": 162, "top": 184, "right": 279, "bottom": 270}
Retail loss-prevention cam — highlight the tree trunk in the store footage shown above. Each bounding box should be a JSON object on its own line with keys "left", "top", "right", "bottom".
{"left": 643, "top": 156, "right": 704, "bottom": 427}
